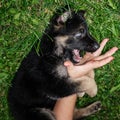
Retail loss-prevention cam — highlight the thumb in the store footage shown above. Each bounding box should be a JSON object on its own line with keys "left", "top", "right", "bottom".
{"left": 64, "top": 60, "right": 74, "bottom": 67}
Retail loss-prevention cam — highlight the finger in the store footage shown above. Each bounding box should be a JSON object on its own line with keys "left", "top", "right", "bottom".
{"left": 93, "top": 38, "right": 109, "bottom": 57}
{"left": 84, "top": 52, "right": 94, "bottom": 60}
{"left": 94, "top": 47, "right": 118, "bottom": 60}
{"left": 89, "top": 56, "right": 114, "bottom": 69}
{"left": 64, "top": 60, "right": 74, "bottom": 67}
{"left": 70, "top": 56, "right": 114, "bottom": 78}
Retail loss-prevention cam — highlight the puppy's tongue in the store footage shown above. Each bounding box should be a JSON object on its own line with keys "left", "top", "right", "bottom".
{"left": 72, "top": 49, "right": 82, "bottom": 62}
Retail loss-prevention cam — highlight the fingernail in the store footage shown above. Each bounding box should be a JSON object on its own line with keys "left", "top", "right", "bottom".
{"left": 105, "top": 38, "right": 109, "bottom": 42}
{"left": 64, "top": 61, "right": 71, "bottom": 66}
{"left": 111, "top": 56, "right": 114, "bottom": 61}
{"left": 115, "top": 47, "right": 119, "bottom": 50}
{"left": 64, "top": 62, "right": 69, "bottom": 66}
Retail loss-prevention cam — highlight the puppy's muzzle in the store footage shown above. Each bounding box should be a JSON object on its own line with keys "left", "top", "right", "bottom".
{"left": 84, "top": 34, "right": 100, "bottom": 52}
{"left": 86, "top": 42, "right": 100, "bottom": 52}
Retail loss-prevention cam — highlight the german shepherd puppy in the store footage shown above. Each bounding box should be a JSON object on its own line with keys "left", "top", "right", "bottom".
{"left": 8, "top": 7, "right": 101, "bottom": 120}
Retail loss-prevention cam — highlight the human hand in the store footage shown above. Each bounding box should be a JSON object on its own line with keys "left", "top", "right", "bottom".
{"left": 64, "top": 38, "right": 118, "bottom": 79}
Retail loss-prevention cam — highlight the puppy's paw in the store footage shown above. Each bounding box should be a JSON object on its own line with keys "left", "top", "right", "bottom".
{"left": 73, "top": 101, "right": 101, "bottom": 119}
{"left": 87, "top": 101, "right": 101, "bottom": 113}
{"left": 86, "top": 87, "right": 97, "bottom": 97}
{"left": 77, "top": 92, "right": 85, "bottom": 97}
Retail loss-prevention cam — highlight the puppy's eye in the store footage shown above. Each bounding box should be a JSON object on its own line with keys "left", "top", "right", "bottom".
{"left": 75, "top": 33, "right": 82, "bottom": 38}
{"left": 79, "top": 28, "right": 84, "bottom": 33}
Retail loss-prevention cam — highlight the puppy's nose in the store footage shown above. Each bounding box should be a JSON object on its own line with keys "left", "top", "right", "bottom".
{"left": 87, "top": 42, "right": 100, "bottom": 52}
{"left": 93, "top": 42, "right": 100, "bottom": 51}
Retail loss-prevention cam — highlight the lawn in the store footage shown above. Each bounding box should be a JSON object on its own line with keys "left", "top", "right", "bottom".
{"left": 0, "top": 0, "right": 120, "bottom": 120}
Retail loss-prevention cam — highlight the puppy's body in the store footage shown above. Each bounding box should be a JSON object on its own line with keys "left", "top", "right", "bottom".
{"left": 8, "top": 8, "right": 100, "bottom": 120}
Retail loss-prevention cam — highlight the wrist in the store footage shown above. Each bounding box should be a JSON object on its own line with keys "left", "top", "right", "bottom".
{"left": 53, "top": 94, "right": 77, "bottom": 120}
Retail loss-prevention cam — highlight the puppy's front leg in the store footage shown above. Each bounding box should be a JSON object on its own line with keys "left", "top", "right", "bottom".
{"left": 75, "top": 75, "right": 97, "bottom": 97}
{"left": 73, "top": 101, "right": 101, "bottom": 120}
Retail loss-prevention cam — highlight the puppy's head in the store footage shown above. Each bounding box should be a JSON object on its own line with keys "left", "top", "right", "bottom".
{"left": 51, "top": 9, "right": 100, "bottom": 63}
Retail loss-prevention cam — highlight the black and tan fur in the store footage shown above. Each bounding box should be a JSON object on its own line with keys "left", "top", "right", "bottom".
{"left": 8, "top": 7, "right": 101, "bottom": 120}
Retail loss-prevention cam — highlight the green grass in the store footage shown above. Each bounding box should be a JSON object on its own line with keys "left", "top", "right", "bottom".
{"left": 0, "top": 0, "right": 120, "bottom": 120}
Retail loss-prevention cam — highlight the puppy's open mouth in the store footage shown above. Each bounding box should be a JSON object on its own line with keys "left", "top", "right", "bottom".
{"left": 72, "top": 49, "right": 83, "bottom": 63}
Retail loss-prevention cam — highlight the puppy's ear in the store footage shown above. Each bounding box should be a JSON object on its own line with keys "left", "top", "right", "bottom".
{"left": 78, "top": 10, "right": 86, "bottom": 17}
{"left": 57, "top": 11, "right": 71, "bottom": 25}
